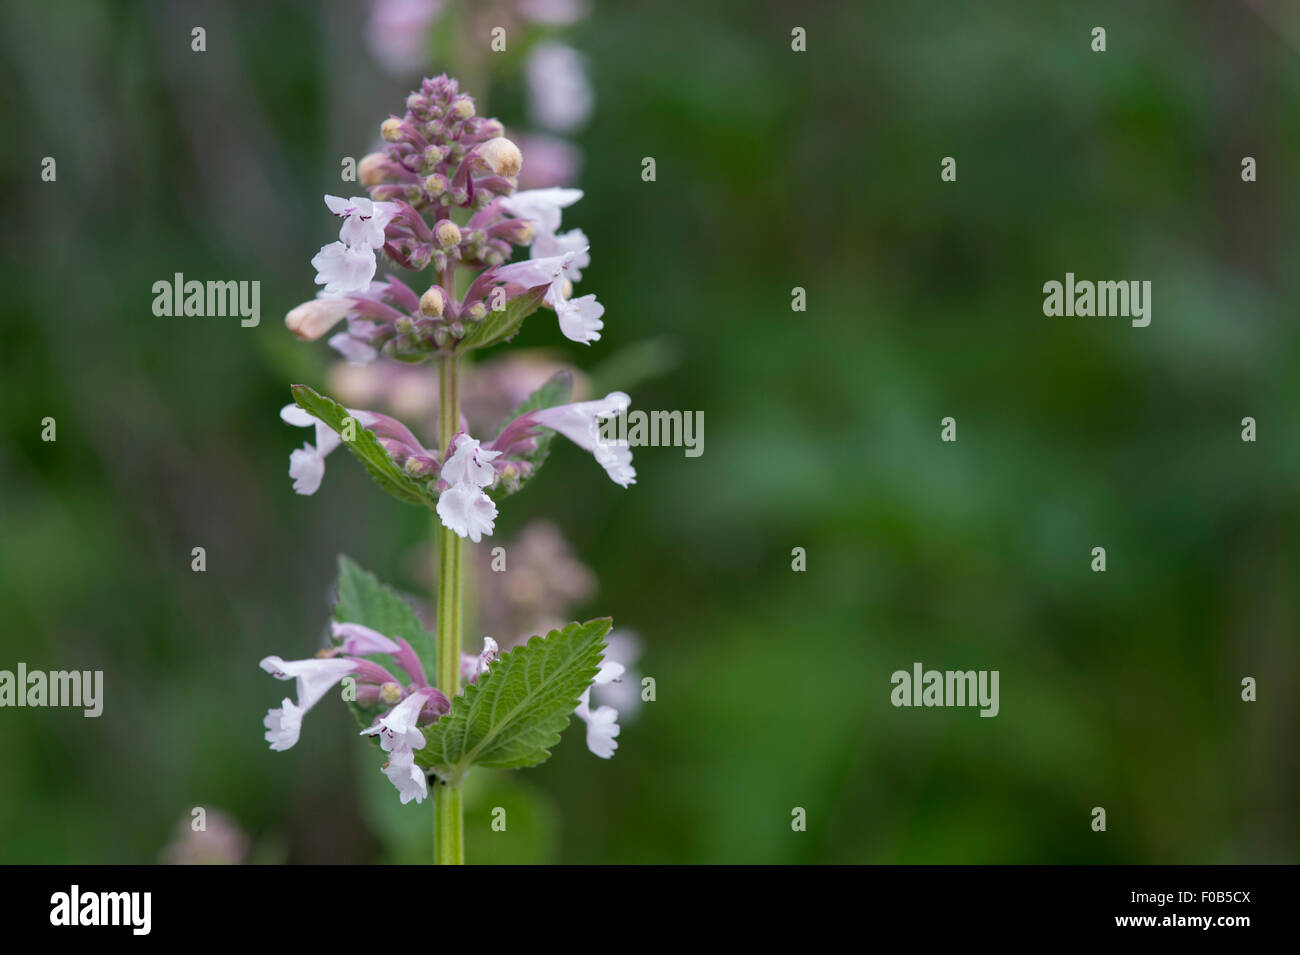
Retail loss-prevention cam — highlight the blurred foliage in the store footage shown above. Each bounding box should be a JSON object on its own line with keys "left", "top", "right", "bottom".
{"left": 0, "top": 0, "right": 1297, "bottom": 863}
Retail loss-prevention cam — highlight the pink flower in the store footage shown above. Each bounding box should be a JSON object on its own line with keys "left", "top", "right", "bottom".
{"left": 330, "top": 622, "right": 401, "bottom": 656}
{"left": 460, "top": 637, "right": 500, "bottom": 684}
{"left": 366, "top": 0, "right": 444, "bottom": 76}
{"left": 525, "top": 42, "right": 594, "bottom": 134}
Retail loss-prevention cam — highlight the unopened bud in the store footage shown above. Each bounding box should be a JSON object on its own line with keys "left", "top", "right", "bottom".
{"left": 379, "top": 682, "right": 403, "bottom": 706}
{"left": 479, "top": 119, "right": 505, "bottom": 139}
{"left": 433, "top": 326, "right": 451, "bottom": 348}
{"left": 477, "top": 137, "right": 522, "bottom": 177}
{"left": 465, "top": 302, "right": 487, "bottom": 321}
{"left": 434, "top": 219, "right": 462, "bottom": 249}
{"left": 424, "top": 173, "right": 449, "bottom": 197}
{"left": 420, "top": 286, "right": 446, "bottom": 317}
{"left": 423, "top": 144, "right": 446, "bottom": 167}
{"left": 359, "top": 152, "right": 388, "bottom": 186}
{"left": 285, "top": 297, "right": 351, "bottom": 341}
{"left": 449, "top": 321, "right": 465, "bottom": 339}
{"left": 450, "top": 96, "right": 475, "bottom": 120}
{"left": 395, "top": 317, "right": 414, "bottom": 335}
{"left": 380, "top": 117, "right": 403, "bottom": 142}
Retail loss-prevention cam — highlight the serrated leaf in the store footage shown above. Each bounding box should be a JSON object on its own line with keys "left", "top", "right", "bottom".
{"left": 487, "top": 370, "right": 573, "bottom": 501}
{"left": 291, "top": 384, "right": 435, "bottom": 510}
{"left": 455, "top": 286, "right": 547, "bottom": 353}
{"left": 416, "top": 617, "right": 611, "bottom": 783}
{"left": 332, "top": 555, "right": 437, "bottom": 736}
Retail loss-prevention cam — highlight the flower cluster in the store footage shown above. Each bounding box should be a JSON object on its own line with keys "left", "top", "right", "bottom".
{"left": 269, "top": 76, "right": 632, "bottom": 818}
{"left": 287, "top": 76, "right": 602, "bottom": 368}
{"left": 261, "top": 622, "right": 451, "bottom": 803}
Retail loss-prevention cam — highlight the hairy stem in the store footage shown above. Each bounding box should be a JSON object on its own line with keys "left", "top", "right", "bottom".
{"left": 434, "top": 352, "right": 464, "bottom": 865}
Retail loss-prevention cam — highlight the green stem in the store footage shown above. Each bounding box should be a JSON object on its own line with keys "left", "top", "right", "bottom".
{"left": 434, "top": 353, "right": 464, "bottom": 865}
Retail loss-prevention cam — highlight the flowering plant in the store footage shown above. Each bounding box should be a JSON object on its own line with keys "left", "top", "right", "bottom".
{"left": 262, "top": 74, "right": 631, "bottom": 864}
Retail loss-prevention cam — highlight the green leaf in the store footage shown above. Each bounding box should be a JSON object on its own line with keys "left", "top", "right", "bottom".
{"left": 333, "top": 554, "right": 436, "bottom": 676}
{"left": 487, "top": 370, "right": 573, "bottom": 501}
{"left": 416, "top": 617, "right": 611, "bottom": 783}
{"left": 290, "top": 384, "right": 436, "bottom": 510}
{"left": 332, "top": 555, "right": 437, "bottom": 735}
{"left": 455, "top": 286, "right": 547, "bottom": 353}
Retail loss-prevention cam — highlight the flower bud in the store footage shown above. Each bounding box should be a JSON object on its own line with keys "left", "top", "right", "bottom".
{"left": 423, "top": 144, "right": 447, "bottom": 167}
{"left": 477, "top": 137, "right": 522, "bottom": 177}
{"left": 478, "top": 119, "right": 505, "bottom": 139}
{"left": 285, "top": 297, "right": 351, "bottom": 341}
{"left": 465, "top": 302, "right": 487, "bottom": 321}
{"left": 420, "top": 286, "right": 446, "bottom": 318}
{"left": 449, "top": 321, "right": 465, "bottom": 339}
{"left": 380, "top": 117, "right": 403, "bottom": 142}
{"left": 359, "top": 152, "right": 388, "bottom": 186}
{"left": 379, "top": 682, "right": 403, "bottom": 706}
{"left": 450, "top": 96, "right": 475, "bottom": 120}
{"left": 424, "top": 173, "right": 449, "bottom": 198}
{"left": 433, "top": 326, "right": 451, "bottom": 348}
{"left": 434, "top": 219, "right": 462, "bottom": 249}
{"left": 395, "top": 317, "right": 414, "bottom": 335}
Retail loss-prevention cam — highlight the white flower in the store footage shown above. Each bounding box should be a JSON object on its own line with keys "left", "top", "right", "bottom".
{"left": 493, "top": 248, "right": 602, "bottom": 344}
{"left": 436, "top": 483, "right": 498, "bottom": 543}
{"left": 281, "top": 404, "right": 376, "bottom": 495}
{"left": 499, "top": 188, "right": 583, "bottom": 236}
{"left": 530, "top": 392, "right": 635, "bottom": 486}
{"left": 574, "top": 660, "right": 624, "bottom": 759}
{"left": 552, "top": 291, "right": 604, "bottom": 344}
{"left": 382, "top": 748, "right": 428, "bottom": 805}
{"left": 312, "top": 241, "right": 377, "bottom": 295}
{"left": 592, "top": 630, "right": 644, "bottom": 718}
{"left": 324, "top": 195, "right": 400, "bottom": 250}
{"left": 360, "top": 688, "right": 431, "bottom": 753}
{"left": 531, "top": 228, "right": 589, "bottom": 281}
{"left": 525, "top": 42, "right": 594, "bottom": 134}
{"left": 440, "top": 434, "right": 501, "bottom": 488}
{"left": 263, "top": 698, "right": 304, "bottom": 752}
{"left": 259, "top": 656, "right": 358, "bottom": 750}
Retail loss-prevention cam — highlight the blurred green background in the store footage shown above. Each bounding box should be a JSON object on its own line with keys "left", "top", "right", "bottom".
{"left": 1, "top": 0, "right": 1297, "bottom": 864}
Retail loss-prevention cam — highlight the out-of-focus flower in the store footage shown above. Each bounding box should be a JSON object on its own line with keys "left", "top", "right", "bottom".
{"left": 159, "top": 809, "right": 250, "bottom": 865}
{"left": 525, "top": 42, "right": 594, "bottom": 134}
{"left": 515, "top": 134, "right": 583, "bottom": 190}
{"left": 368, "top": 0, "right": 444, "bottom": 76}
{"left": 518, "top": 0, "right": 590, "bottom": 25}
